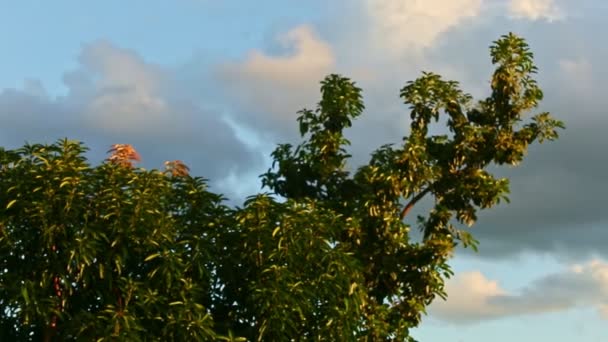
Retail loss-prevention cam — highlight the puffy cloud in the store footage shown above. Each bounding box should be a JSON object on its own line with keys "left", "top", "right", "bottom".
{"left": 234, "top": 26, "right": 334, "bottom": 84}
{"left": 216, "top": 25, "right": 335, "bottom": 135}
{"left": 78, "top": 41, "right": 169, "bottom": 134}
{"left": 429, "top": 271, "right": 508, "bottom": 321}
{"left": 211, "top": 16, "right": 608, "bottom": 259}
{"left": 363, "top": 0, "right": 483, "bottom": 54}
{"left": 430, "top": 260, "right": 608, "bottom": 323}
{"left": 0, "top": 41, "right": 259, "bottom": 199}
{"left": 3, "top": 0, "right": 604, "bottom": 255}
{"left": 367, "top": 8, "right": 608, "bottom": 259}
{"left": 508, "top": 0, "right": 564, "bottom": 22}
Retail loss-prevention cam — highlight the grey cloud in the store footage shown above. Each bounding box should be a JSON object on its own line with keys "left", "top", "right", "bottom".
{"left": 0, "top": 40, "right": 260, "bottom": 200}
{"left": 382, "top": 9, "right": 605, "bottom": 260}
{"left": 461, "top": 27, "right": 608, "bottom": 259}
{"left": 339, "top": 8, "right": 608, "bottom": 260}
{"left": 430, "top": 260, "right": 608, "bottom": 324}
{"left": 11, "top": 0, "right": 594, "bottom": 259}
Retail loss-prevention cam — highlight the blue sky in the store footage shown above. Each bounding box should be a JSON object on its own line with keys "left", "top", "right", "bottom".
{"left": 2, "top": 0, "right": 608, "bottom": 340}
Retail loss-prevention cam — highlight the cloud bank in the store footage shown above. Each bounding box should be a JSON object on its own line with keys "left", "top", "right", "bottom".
{"left": 0, "top": 40, "right": 259, "bottom": 199}
{"left": 2, "top": 0, "right": 607, "bottom": 257}
{"left": 430, "top": 259, "right": 608, "bottom": 323}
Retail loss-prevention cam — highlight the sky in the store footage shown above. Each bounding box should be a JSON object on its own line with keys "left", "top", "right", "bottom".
{"left": 1, "top": 0, "right": 607, "bottom": 340}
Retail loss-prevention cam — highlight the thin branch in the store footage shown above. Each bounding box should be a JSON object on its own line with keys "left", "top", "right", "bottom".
{"left": 400, "top": 187, "right": 432, "bottom": 220}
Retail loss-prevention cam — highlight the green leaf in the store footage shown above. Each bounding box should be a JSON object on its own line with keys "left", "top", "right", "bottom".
{"left": 21, "top": 287, "right": 30, "bottom": 305}
{"left": 144, "top": 253, "right": 161, "bottom": 262}
{"left": 6, "top": 199, "right": 17, "bottom": 209}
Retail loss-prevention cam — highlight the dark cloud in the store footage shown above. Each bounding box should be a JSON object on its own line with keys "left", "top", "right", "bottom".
{"left": 469, "top": 91, "right": 608, "bottom": 259}
{"left": 340, "top": 8, "right": 608, "bottom": 260}
{"left": 424, "top": 12, "right": 608, "bottom": 258}
{"left": 205, "top": 3, "right": 608, "bottom": 259}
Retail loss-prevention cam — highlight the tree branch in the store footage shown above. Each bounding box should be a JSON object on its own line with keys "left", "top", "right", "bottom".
{"left": 400, "top": 187, "right": 432, "bottom": 220}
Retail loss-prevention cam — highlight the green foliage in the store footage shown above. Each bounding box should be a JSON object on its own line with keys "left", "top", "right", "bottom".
{"left": 0, "top": 33, "right": 563, "bottom": 340}
{"left": 0, "top": 140, "right": 228, "bottom": 340}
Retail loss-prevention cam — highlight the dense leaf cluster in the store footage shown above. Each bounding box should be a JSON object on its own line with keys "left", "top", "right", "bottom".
{"left": 0, "top": 33, "right": 563, "bottom": 341}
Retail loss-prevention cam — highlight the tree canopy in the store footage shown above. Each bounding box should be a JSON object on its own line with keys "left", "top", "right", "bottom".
{"left": 0, "top": 33, "right": 563, "bottom": 341}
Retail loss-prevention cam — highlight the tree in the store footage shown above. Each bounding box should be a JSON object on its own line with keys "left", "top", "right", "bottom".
{"left": 0, "top": 33, "right": 563, "bottom": 341}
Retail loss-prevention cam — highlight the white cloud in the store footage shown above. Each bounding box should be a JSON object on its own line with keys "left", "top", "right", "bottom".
{"left": 216, "top": 25, "right": 335, "bottom": 132}
{"left": 364, "top": 0, "right": 483, "bottom": 54}
{"left": 238, "top": 25, "right": 334, "bottom": 84}
{"left": 429, "top": 271, "right": 509, "bottom": 321}
{"left": 430, "top": 259, "right": 608, "bottom": 324}
{"left": 508, "top": 0, "right": 564, "bottom": 21}
{"left": 600, "top": 304, "right": 608, "bottom": 319}
{"left": 71, "top": 41, "right": 170, "bottom": 134}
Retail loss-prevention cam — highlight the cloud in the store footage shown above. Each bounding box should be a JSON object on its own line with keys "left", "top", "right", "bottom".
{"left": 429, "top": 271, "right": 508, "bottom": 321}
{"left": 211, "top": 16, "right": 608, "bottom": 259}
{"left": 0, "top": 86, "right": 71, "bottom": 139}
{"left": 559, "top": 57, "right": 592, "bottom": 80}
{"left": 214, "top": 22, "right": 444, "bottom": 171}
{"left": 461, "top": 39, "right": 608, "bottom": 259}
{"left": 508, "top": 0, "right": 564, "bottom": 22}
{"left": 600, "top": 304, "right": 608, "bottom": 319}
{"left": 0, "top": 41, "right": 259, "bottom": 199}
{"left": 361, "top": 9, "right": 608, "bottom": 259}
{"left": 75, "top": 41, "right": 169, "bottom": 134}
{"left": 557, "top": 57, "right": 593, "bottom": 96}
{"left": 3, "top": 0, "right": 602, "bottom": 256}
{"left": 216, "top": 25, "right": 335, "bottom": 136}
{"left": 430, "top": 260, "right": 608, "bottom": 324}
{"left": 363, "top": 0, "right": 483, "bottom": 54}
